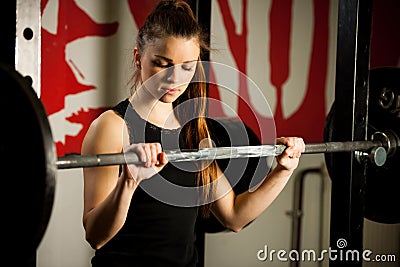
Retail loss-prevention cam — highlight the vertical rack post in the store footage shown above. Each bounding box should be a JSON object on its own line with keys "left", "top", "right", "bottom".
{"left": 329, "top": 0, "right": 373, "bottom": 266}
{"left": 15, "top": 0, "right": 41, "bottom": 96}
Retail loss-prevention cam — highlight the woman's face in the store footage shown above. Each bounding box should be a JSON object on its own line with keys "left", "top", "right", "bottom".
{"left": 136, "top": 36, "right": 200, "bottom": 103}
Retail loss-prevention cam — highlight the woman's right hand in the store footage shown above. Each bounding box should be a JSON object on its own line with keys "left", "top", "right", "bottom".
{"left": 122, "top": 142, "right": 168, "bottom": 184}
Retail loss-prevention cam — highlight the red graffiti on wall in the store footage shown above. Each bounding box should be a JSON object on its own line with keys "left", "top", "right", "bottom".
{"left": 40, "top": 0, "right": 159, "bottom": 156}
{"left": 370, "top": 0, "right": 400, "bottom": 68}
{"left": 209, "top": 0, "right": 329, "bottom": 143}
{"left": 40, "top": 0, "right": 399, "bottom": 156}
{"left": 41, "top": 0, "right": 118, "bottom": 155}
{"left": 41, "top": 0, "right": 329, "bottom": 155}
{"left": 128, "top": 0, "right": 160, "bottom": 28}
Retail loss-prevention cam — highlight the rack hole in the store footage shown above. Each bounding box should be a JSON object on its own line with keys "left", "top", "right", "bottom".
{"left": 23, "top": 28, "right": 34, "bottom": 40}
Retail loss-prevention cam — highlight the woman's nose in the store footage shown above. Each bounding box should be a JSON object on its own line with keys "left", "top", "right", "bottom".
{"left": 166, "top": 65, "right": 180, "bottom": 83}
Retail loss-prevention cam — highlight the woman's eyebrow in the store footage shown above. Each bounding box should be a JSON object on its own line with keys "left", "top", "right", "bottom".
{"left": 154, "top": 55, "right": 173, "bottom": 62}
{"left": 154, "top": 54, "right": 198, "bottom": 63}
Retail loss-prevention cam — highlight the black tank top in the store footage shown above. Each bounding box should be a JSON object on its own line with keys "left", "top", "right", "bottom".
{"left": 91, "top": 99, "right": 199, "bottom": 267}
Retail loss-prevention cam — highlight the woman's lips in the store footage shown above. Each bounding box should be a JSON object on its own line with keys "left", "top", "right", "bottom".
{"left": 162, "top": 87, "right": 180, "bottom": 95}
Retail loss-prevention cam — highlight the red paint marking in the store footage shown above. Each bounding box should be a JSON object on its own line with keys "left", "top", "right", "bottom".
{"left": 41, "top": 0, "right": 118, "bottom": 155}
{"left": 212, "top": 0, "right": 329, "bottom": 142}
{"left": 370, "top": 0, "right": 400, "bottom": 68}
{"left": 68, "top": 59, "right": 85, "bottom": 80}
{"left": 127, "top": 0, "right": 160, "bottom": 28}
{"left": 41, "top": 0, "right": 338, "bottom": 157}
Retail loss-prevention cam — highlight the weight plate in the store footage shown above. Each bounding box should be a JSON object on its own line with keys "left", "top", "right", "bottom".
{"left": 365, "top": 67, "right": 400, "bottom": 224}
{"left": 0, "top": 64, "right": 57, "bottom": 258}
{"left": 324, "top": 67, "right": 400, "bottom": 224}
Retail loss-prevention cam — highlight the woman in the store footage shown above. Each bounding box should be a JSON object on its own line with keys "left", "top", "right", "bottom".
{"left": 81, "top": 1, "right": 305, "bottom": 266}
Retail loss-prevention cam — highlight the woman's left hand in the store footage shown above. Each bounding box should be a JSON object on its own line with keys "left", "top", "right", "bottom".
{"left": 275, "top": 137, "right": 305, "bottom": 171}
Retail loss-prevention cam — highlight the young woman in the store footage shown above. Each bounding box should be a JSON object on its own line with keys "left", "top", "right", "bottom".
{"left": 81, "top": 1, "right": 305, "bottom": 266}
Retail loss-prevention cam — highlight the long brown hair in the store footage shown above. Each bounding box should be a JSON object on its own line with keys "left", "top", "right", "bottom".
{"left": 131, "top": 0, "right": 217, "bottom": 217}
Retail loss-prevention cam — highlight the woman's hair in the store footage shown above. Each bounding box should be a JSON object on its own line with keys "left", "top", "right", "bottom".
{"left": 131, "top": 0, "right": 217, "bottom": 217}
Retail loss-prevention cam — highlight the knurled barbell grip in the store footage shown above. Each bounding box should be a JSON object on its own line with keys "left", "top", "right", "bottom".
{"left": 273, "top": 140, "right": 382, "bottom": 156}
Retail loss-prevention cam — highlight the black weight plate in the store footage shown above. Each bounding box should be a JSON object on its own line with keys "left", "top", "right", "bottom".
{"left": 324, "top": 67, "right": 400, "bottom": 224}
{"left": 0, "top": 64, "right": 57, "bottom": 259}
{"left": 365, "top": 67, "right": 400, "bottom": 224}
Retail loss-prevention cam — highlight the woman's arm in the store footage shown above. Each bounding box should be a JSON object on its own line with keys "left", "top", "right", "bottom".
{"left": 211, "top": 137, "right": 305, "bottom": 232}
{"left": 81, "top": 111, "right": 167, "bottom": 249}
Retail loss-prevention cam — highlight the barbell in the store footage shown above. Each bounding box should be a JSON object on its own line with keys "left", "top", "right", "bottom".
{"left": 56, "top": 138, "right": 391, "bottom": 169}
{"left": 1, "top": 63, "right": 399, "bottom": 255}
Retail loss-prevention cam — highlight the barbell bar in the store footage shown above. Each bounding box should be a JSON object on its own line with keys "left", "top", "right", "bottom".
{"left": 56, "top": 134, "right": 395, "bottom": 169}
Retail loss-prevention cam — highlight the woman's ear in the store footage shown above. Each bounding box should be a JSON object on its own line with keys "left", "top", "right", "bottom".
{"left": 133, "top": 48, "right": 141, "bottom": 70}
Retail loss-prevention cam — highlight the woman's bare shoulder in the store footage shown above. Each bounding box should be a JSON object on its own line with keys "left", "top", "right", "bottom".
{"left": 93, "top": 109, "right": 124, "bottom": 127}
{"left": 82, "top": 109, "right": 127, "bottom": 154}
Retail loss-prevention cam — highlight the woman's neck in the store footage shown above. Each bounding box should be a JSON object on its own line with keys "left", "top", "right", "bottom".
{"left": 129, "top": 89, "right": 180, "bottom": 129}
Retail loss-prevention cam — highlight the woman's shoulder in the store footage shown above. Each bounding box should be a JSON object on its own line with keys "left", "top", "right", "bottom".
{"left": 91, "top": 99, "right": 130, "bottom": 129}
{"left": 91, "top": 109, "right": 125, "bottom": 132}
{"left": 82, "top": 109, "right": 127, "bottom": 154}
